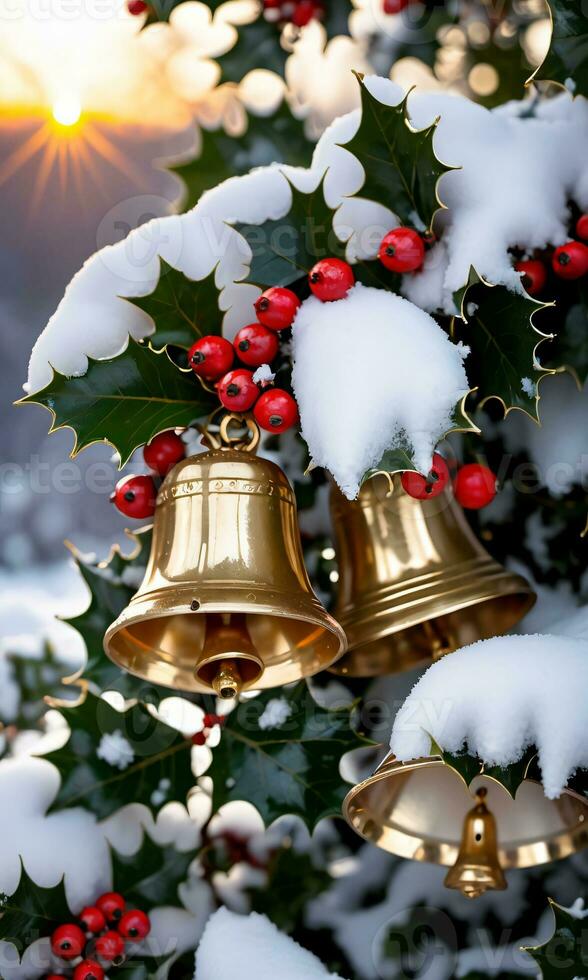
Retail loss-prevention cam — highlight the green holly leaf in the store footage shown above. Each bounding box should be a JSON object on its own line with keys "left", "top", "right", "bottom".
{"left": 111, "top": 835, "right": 197, "bottom": 909}
{"left": 341, "top": 74, "right": 455, "bottom": 233}
{"left": 0, "top": 863, "right": 71, "bottom": 952}
{"left": 0, "top": 642, "right": 72, "bottom": 731}
{"left": 19, "top": 341, "right": 215, "bottom": 465}
{"left": 453, "top": 270, "right": 554, "bottom": 421}
{"left": 41, "top": 691, "right": 193, "bottom": 819}
{"left": 523, "top": 898, "right": 588, "bottom": 979}
{"left": 438, "top": 744, "right": 539, "bottom": 799}
{"left": 250, "top": 845, "right": 331, "bottom": 933}
{"left": 235, "top": 175, "right": 344, "bottom": 289}
{"left": 128, "top": 259, "right": 223, "bottom": 351}
{"left": 172, "top": 107, "right": 313, "bottom": 212}
{"left": 217, "top": 17, "right": 287, "bottom": 83}
{"left": 530, "top": 0, "right": 588, "bottom": 98}
{"left": 207, "top": 683, "right": 368, "bottom": 830}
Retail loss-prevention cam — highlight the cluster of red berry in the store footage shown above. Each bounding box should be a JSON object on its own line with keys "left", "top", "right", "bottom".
{"left": 48, "top": 893, "right": 150, "bottom": 980}
{"left": 514, "top": 215, "right": 588, "bottom": 295}
{"left": 263, "top": 0, "right": 324, "bottom": 28}
{"left": 401, "top": 455, "right": 498, "bottom": 510}
{"left": 111, "top": 430, "right": 186, "bottom": 519}
{"left": 191, "top": 712, "right": 225, "bottom": 747}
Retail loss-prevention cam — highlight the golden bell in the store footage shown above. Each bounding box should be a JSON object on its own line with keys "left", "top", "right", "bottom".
{"left": 330, "top": 475, "right": 535, "bottom": 676}
{"left": 444, "top": 788, "right": 507, "bottom": 899}
{"left": 104, "top": 416, "right": 346, "bottom": 697}
{"left": 343, "top": 752, "right": 588, "bottom": 895}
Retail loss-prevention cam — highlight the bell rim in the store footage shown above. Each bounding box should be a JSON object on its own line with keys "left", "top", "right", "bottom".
{"left": 343, "top": 751, "right": 588, "bottom": 870}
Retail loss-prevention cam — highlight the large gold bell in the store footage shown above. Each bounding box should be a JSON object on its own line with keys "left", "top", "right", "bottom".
{"left": 104, "top": 417, "right": 346, "bottom": 697}
{"left": 444, "top": 788, "right": 507, "bottom": 899}
{"left": 343, "top": 753, "right": 588, "bottom": 895}
{"left": 330, "top": 474, "right": 535, "bottom": 676}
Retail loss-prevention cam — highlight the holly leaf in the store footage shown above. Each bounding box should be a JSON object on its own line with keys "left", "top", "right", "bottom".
{"left": 438, "top": 744, "right": 539, "bottom": 799}
{"left": 111, "top": 835, "right": 197, "bottom": 909}
{"left": 217, "top": 17, "right": 287, "bottom": 83}
{"left": 207, "top": 683, "right": 368, "bottom": 830}
{"left": 128, "top": 260, "right": 223, "bottom": 351}
{"left": 234, "top": 175, "right": 344, "bottom": 289}
{"left": 453, "top": 270, "right": 554, "bottom": 421}
{"left": 530, "top": 0, "right": 588, "bottom": 98}
{"left": 0, "top": 864, "right": 70, "bottom": 952}
{"left": 250, "top": 845, "right": 331, "bottom": 933}
{"left": 1, "top": 642, "right": 72, "bottom": 730}
{"left": 523, "top": 898, "right": 588, "bottom": 979}
{"left": 341, "top": 74, "right": 454, "bottom": 233}
{"left": 172, "top": 106, "right": 313, "bottom": 212}
{"left": 41, "top": 691, "right": 193, "bottom": 819}
{"left": 19, "top": 341, "right": 215, "bottom": 465}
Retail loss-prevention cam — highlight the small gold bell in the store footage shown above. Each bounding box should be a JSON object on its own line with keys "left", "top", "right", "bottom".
{"left": 330, "top": 474, "right": 535, "bottom": 677}
{"left": 104, "top": 414, "right": 346, "bottom": 697}
{"left": 444, "top": 788, "right": 507, "bottom": 899}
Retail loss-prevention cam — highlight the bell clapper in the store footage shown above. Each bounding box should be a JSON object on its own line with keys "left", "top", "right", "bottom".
{"left": 444, "top": 786, "right": 507, "bottom": 900}
{"left": 212, "top": 659, "right": 243, "bottom": 700}
{"left": 422, "top": 619, "right": 453, "bottom": 659}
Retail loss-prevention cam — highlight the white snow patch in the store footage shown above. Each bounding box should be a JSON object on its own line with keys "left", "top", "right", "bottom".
{"left": 258, "top": 697, "right": 292, "bottom": 730}
{"left": 291, "top": 284, "right": 470, "bottom": 497}
{"left": 96, "top": 730, "right": 135, "bottom": 770}
{"left": 563, "top": 897, "right": 588, "bottom": 919}
{"left": 252, "top": 363, "right": 276, "bottom": 385}
{"left": 390, "top": 633, "right": 588, "bottom": 798}
{"left": 521, "top": 376, "right": 534, "bottom": 397}
{"left": 195, "top": 908, "right": 345, "bottom": 979}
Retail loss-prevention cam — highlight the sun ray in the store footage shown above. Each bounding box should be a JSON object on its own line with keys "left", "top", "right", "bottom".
{"left": 0, "top": 123, "right": 51, "bottom": 187}
{"left": 82, "top": 125, "right": 151, "bottom": 190}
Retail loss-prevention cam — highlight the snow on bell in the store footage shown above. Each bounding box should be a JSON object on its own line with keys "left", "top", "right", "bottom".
{"left": 329, "top": 473, "right": 535, "bottom": 677}
{"left": 104, "top": 414, "right": 346, "bottom": 698}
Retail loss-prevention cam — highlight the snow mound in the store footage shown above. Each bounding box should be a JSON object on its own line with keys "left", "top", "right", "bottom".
{"left": 196, "top": 908, "right": 345, "bottom": 979}
{"left": 291, "top": 284, "right": 470, "bottom": 497}
{"left": 390, "top": 633, "right": 588, "bottom": 799}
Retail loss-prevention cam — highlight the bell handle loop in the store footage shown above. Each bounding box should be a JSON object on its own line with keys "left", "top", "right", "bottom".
{"left": 197, "top": 408, "right": 260, "bottom": 454}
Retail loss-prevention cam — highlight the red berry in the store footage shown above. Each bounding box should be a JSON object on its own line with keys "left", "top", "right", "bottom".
{"left": 218, "top": 369, "right": 259, "bottom": 411}
{"left": 143, "top": 430, "right": 185, "bottom": 476}
{"left": 127, "top": 0, "right": 147, "bottom": 13}
{"left": 96, "top": 892, "right": 126, "bottom": 923}
{"left": 110, "top": 475, "right": 156, "bottom": 520}
{"left": 234, "top": 323, "right": 279, "bottom": 368}
{"left": 189, "top": 336, "right": 234, "bottom": 382}
{"left": 118, "top": 909, "right": 151, "bottom": 940}
{"left": 383, "top": 0, "right": 411, "bottom": 11}
{"left": 253, "top": 389, "right": 298, "bottom": 433}
{"left": 79, "top": 906, "right": 106, "bottom": 934}
{"left": 514, "top": 259, "right": 547, "bottom": 296}
{"left": 401, "top": 453, "right": 450, "bottom": 500}
{"left": 576, "top": 214, "right": 588, "bottom": 241}
{"left": 73, "top": 961, "right": 104, "bottom": 980}
{"left": 203, "top": 713, "right": 220, "bottom": 727}
{"left": 254, "top": 287, "right": 301, "bottom": 330}
{"left": 552, "top": 240, "right": 588, "bottom": 280}
{"left": 379, "top": 228, "right": 425, "bottom": 273}
{"left": 95, "top": 930, "right": 125, "bottom": 963}
{"left": 46, "top": 975, "right": 65, "bottom": 980}
{"left": 191, "top": 731, "right": 206, "bottom": 746}
{"left": 51, "top": 924, "right": 86, "bottom": 960}
{"left": 454, "top": 463, "right": 497, "bottom": 510}
{"left": 309, "top": 258, "right": 355, "bottom": 302}
{"left": 291, "top": 0, "right": 323, "bottom": 26}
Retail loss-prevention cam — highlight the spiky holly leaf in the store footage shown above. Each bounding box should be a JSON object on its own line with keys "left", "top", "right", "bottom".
{"left": 172, "top": 107, "right": 314, "bottom": 213}
{"left": 41, "top": 691, "right": 193, "bottom": 819}
{"left": 341, "top": 74, "right": 454, "bottom": 233}
{"left": 234, "top": 175, "right": 344, "bottom": 289}
{"left": 207, "top": 683, "right": 368, "bottom": 830}
{"left": 20, "top": 341, "right": 215, "bottom": 465}
{"left": 217, "top": 17, "right": 287, "bottom": 83}
{"left": 453, "top": 270, "right": 554, "bottom": 421}
{"left": 128, "top": 259, "right": 223, "bottom": 351}
{"left": 1, "top": 642, "right": 72, "bottom": 730}
{"left": 111, "top": 835, "right": 197, "bottom": 909}
{"left": 530, "top": 0, "right": 588, "bottom": 98}
{"left": 0, "top": 864, "right": 70, "bottom": 952}
{"left": 250, "top": 845, "right": 331, "bottom": 933}
{"left": 434, "top": 741, "right": 539, "bottom": 799}
{"left": 523, "top": 898, "right": 588, "bottom": 979}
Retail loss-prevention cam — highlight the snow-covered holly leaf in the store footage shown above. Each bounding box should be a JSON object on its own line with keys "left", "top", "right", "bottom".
{"left": 453, "top": 270, "right": 554, "bottom": 421}
{"left": 172, "top": 108, "right": 313, "bottom": 212}
{"left": 234, "top": 175, "right": 344, "bottom": 289}
{"left": 128, "top": 260, "right": 223, "bottom": 351}
{"left": 207, "top": 683, "right": 367, "bottom": 831}
{"left": 0, "top": 864, "right": 70, "bottom": 952}
{"left": 250, "top": 846, "right": 331, "bottom": 933}
{"left": 438, "top": 744, "right": 539, "bottom": 799}
{"left": 341, "top": 75, "right": 454, "bottom": 233}
{"left": 530, "top": 0, "right": 588, "bottom": 98}
{"left": 111, "top": 835, "right": 197, "bottom": 909}
{"left": 217, "top": 17, "right": 287, "bottom": 83}
{"left": 20, "top": 341, "right": 215, "bottom": 465}
{"left": 41, "top": 691, "right": 193, "bottom": 819}
{"left": 523, "top": 898, "right": 588, "bottom": 979}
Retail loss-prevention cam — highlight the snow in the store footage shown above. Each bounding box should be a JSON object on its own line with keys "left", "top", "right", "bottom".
{"left": 257, "top": 697, "right": 293, "bottom": 730}
{"left": 195, "top": 908, "right": 346, "bottom": 979}
{"left": 562, "top": 897, "right": 588, "bottom": 920}
{"left": 291, "top": 284, "right": 470, "bottom": 497}
{"left": 390, "top": 633, "right": 588, "bottom": 799}
{"left": 252, "top": 363, "right": 276, "bottom": 385}
{"left": 96, "top": 729, "right": 135, "bottom": 770}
